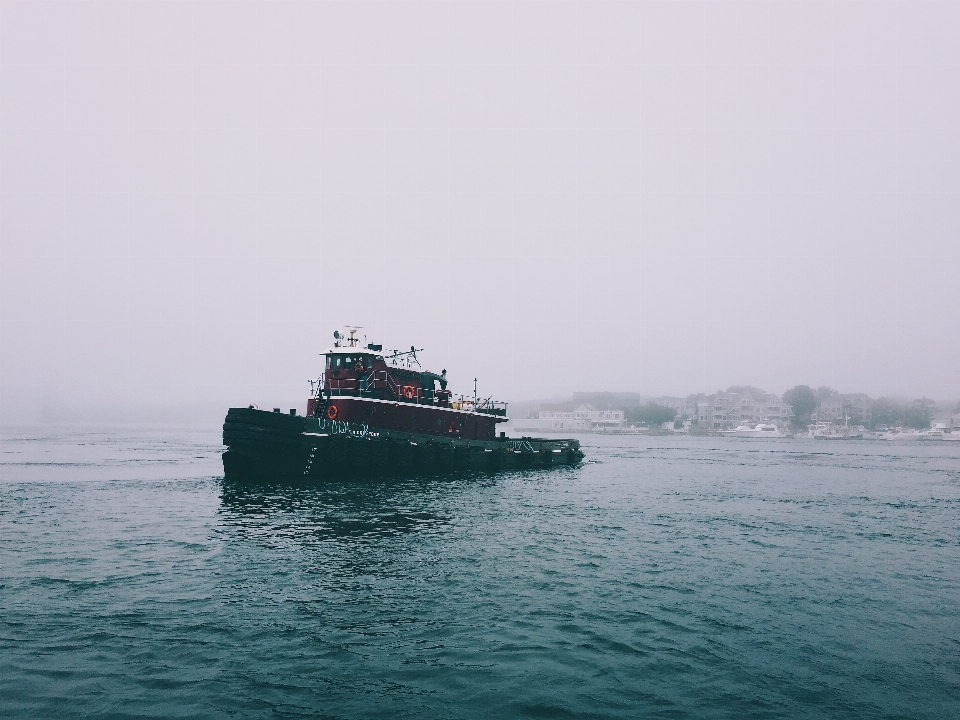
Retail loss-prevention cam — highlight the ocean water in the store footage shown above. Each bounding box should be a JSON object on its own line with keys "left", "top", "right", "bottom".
{"left": 1, "top": 427, "right": 958, "bottom": 719}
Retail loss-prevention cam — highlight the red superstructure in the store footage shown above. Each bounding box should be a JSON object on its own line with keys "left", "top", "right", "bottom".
{"left": 306, "top": 329, "right": 508, "bottom": 441}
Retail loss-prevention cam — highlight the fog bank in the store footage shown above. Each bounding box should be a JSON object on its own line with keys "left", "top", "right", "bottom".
{"left": 3, "top": 2, "right": 959, "bottom": 424}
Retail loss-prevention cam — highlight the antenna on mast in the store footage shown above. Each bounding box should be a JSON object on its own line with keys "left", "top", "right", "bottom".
{"left": 385, "top": 345, "right": 423, "bottom": 368}
{"left": 343, "top": 325, "right": 363, "bottom": 348}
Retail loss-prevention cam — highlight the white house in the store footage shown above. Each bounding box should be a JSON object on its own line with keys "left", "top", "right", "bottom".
{"left": 699, "top": 390, "right": 792, "bottom": 428}
{"left": 511, "top": 403, "right": 624, "bottom": 433}
{"left": 813, "top": 392, "right": 873, "bottom": 425}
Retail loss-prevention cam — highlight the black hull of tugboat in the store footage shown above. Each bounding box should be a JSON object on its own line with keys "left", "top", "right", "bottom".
{"left": 222, "top": 407, "right": 584, "bottom": 480}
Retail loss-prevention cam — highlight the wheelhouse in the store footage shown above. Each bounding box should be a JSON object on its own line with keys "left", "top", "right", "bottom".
{"left": 324, "top": 350, "right": 379, "bottom": 373}
{"left": 313, "top": 330, "right": 505, "bottom": 416}
{"left": 306, "top": 328, "right": 509, "bottom": 441}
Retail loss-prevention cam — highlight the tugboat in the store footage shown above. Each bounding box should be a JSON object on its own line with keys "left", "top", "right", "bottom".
{"left": 222, "top": 328, "right": 584, "bottom": 478}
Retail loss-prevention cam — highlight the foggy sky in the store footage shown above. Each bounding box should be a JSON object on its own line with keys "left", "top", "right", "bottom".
{"left": 2, "top": 1, "right": 959, "bottom": 423}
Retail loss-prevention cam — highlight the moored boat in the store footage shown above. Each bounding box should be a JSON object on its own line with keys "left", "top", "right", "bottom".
{"left": 222, "top": 329, "right": 584, "bottom": 478}
{"left": 808, "top": 421, "right": 864, "bottom": 440}
{"left": 875, "top": 424, "right": 959, "bottom": 441}
{"left": 919, "top": 423, "right": 959, "bottom": 440}
{"left": 719, "top": 425, "right": 750, "bottom": 436}
{"left": 734, "top": 423, "right": 785, "bottom": 438}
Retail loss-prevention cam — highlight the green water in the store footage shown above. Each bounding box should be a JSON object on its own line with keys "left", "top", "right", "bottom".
{"left": 1, "top": 428, "right": 958, "bottom": 718}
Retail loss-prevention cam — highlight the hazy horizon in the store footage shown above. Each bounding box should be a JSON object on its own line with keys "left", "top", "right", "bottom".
{"left": 3, "top": 1, "right": 959, "bottom": 425}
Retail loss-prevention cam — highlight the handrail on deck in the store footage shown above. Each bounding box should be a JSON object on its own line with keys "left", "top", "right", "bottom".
{"left": 320, "top": 372, "right": 506, "bottom": 415}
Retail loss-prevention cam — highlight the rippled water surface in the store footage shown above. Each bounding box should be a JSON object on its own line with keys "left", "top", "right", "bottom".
{"left": 2, "top": 427, "right": 959, "bottom": 718}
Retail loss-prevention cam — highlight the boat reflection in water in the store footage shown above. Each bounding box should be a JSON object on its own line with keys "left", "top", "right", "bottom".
{"left": 217, "top": 461, "right": 581, "bottom": 545}
{"left": 218, "top": 475, "right": 473, "bottom": 543}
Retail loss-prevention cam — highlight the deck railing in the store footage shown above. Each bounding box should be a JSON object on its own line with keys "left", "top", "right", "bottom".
{"left": 323, "top": 371, "right": 422, "bottom": 401}
{"left": 320, "top": 373, "right": 506, "bottom": 416}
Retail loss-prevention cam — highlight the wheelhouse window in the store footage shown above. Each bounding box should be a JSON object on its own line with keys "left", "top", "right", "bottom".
{"left": 327, "top": 353, "right": 377, "bottom": 371}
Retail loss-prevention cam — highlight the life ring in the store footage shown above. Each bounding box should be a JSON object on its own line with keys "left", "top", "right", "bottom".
{"left": 403, "top": 386, "right": 415, "bottom": 400}
{"left": 327, "top": 405, "right": 338, "bottom": 420}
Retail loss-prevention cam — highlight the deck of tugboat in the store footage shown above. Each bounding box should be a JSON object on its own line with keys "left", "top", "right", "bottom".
{"left": 321, "top": 394, "right": 509, "bottom": 420}
{"left": 301, "top": 415, "right": 573, "bottom": 448}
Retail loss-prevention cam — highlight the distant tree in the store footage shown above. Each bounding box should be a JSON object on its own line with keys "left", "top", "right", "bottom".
{"left": 914, "top": 397, "right": 938, "bottom": 413}
{"left": 868, "top": 398, "right": 930, "bottom": 430}
{"left": 627, "top": 403, "right": 677, "bottom": 427}
{"left": 817, "top": 386, "right": 837, "bottom": 400}
{"left": 783, "top": 385, "right": 818, "bottom": 427}
{"left": 871, "top": 398, "right": 905, "bottom": 429}
{"left": 902, "top": 405, "right": 931, "bottom": 430}
{"left": 726, "top": 385, "right": 765, "bottom": 395}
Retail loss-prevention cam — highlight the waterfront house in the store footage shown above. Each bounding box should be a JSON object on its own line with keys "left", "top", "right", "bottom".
{"left": 698, "top": 390, "right": 792, "bottom": 428}
{"left": 813, "top": 392, "right": 873, "bottom": 426}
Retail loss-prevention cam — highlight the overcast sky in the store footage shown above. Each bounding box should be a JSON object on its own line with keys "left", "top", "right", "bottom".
{"left": 1, "top": 1, "right": 958, "bottom": 422}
